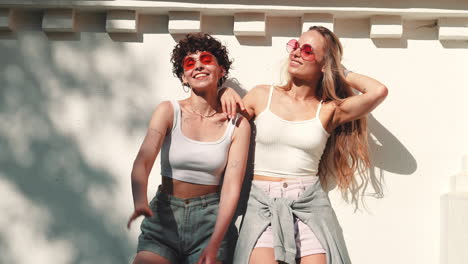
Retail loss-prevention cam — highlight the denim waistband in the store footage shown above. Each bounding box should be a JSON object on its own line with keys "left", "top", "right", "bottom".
{"left": 252, "top": 177, "right": 320, "bottom": 191}
{"left": 155, "top": 186, "right": 220, "bottom": 207}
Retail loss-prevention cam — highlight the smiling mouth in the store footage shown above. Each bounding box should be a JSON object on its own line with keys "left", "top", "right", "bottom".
{"left": 193, "top": 73, "right": 209, "bottom": 79}
{"left": 290, "top": 60, "right": 302, "bottom": 65}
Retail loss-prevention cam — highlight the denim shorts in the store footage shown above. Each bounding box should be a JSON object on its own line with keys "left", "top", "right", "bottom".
{"left": 137, "top": 187, "right": 237, "bottom": 264}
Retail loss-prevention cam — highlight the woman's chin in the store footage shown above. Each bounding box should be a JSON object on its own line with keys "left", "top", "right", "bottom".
{"left": 288, "top": 69, "right": 306, "bottom": 79}
{"left": 288, "top": 68, "right": 320, "bottom": 81}
{"left": 288, "top": 66, "right": 305, "bottom": 76}
{"left": 189, "top": 82, "right": 218, "bottom": 92}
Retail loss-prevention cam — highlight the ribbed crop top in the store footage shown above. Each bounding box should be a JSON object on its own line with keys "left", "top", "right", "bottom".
{"left": 160, "top": 100, "right": 238, "bottom": 185}
{"left": 253, "top": 86, "right": 330, "bottom": 178}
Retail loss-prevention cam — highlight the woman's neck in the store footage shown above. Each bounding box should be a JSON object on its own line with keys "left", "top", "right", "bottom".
{"left": 289, "top": 78, "right": 320, "bottom": 101}
{"left": 188, "top": 90, "right": 220, "bottom": 116}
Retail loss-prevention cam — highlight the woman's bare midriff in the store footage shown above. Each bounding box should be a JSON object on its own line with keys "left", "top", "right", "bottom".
{"left": 161, "top": 176, "right": 220, "bottom": 198}
{"left": 253, "top": 174, "right": 291, "bottom": 182}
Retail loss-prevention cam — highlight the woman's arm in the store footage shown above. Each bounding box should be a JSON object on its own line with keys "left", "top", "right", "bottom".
{"left": 330, "top": 72, "right": 388, "bottom": 129}
{"left": 219, "top": 85, "right": 270, "bottom": 121}
{"left": 197, "top": 116, "right": 251, "bottom": 264}
{"left": 127, "top": 101, "right": 173, "bottom": 228}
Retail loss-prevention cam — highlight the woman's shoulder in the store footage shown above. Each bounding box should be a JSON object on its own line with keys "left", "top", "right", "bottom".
{"left": 232, "top": 114, "right": 251, "bottom": 140}
{"left": 246, "top": 84, "right": 272, "bottom": 99}
{"left": 143, "top": 100, "right": 175, "bottom": 133}
{"left": 234, "top": 114, "right": 250, "bottom": 128}
{"left": 150, "top": 100, "right": 175, "bottom": 122}
{"left": 250, "top": 84, "right": 271, "bottom": 93}
{"left": 243, "top": 85, "right": 274, "bottom": 118}
{"left": 155, "top": 100, "right": 175, "bottom": 113}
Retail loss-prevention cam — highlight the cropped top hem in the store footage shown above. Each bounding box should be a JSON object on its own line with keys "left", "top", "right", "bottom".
{"left": 161, "top": 174, "right": 219, "bottom": 185}
{"left": 253, "top": 169, "right": 319, "bottom": 179}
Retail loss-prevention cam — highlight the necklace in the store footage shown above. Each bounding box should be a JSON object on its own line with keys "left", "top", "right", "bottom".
{"left": 189, "top": 102, "right": 218, "bottom": 118}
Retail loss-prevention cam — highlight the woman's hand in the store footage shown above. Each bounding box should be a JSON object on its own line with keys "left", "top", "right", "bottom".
{"left": 196, "top": 243, "right": 220, "bottom": 264}
{"left": 127, "top": 203, "right": 153, "bottom": 229}
{"left": 218, "top": 87, "right": 245, "bottom": 119}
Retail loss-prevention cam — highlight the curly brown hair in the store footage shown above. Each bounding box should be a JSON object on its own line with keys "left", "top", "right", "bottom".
{"left": 171, "top": 33, "right": 232, "bottom": 87}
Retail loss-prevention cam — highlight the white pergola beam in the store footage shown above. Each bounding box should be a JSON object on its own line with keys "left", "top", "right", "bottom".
{"left": 0, "top": 9, "right": 13, "bottom": 30}
{"left": 302, "top": 13, "right": 334, "bottom": 32}
{"left": 438, "top": 17, "right": 468, "bottom": 40}
{"left": 106, "top": 10, "right": 137, "bottom": 33}
{"left": 168, "top": 11, "right": 201, "bottom": 34}
{"left": 370, "top": 15, "right": 403, "bottom": 38}
{"left": 234, "top": 13, "right": 266, "bottom": 36}
{"left": 42, "top": 9, "right": 75, "bottom": 32}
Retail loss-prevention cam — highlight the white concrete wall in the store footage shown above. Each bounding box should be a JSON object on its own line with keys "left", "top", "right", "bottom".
{"left": 0, "top": 1, "right": 467, "bottom": 264}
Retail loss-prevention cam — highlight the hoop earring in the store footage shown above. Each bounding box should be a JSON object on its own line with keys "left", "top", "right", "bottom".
{"left": 182, "top": 83, "right": 191, "bottom": 93}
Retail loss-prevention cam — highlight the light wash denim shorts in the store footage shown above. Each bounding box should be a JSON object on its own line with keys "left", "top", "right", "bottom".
{"left": 137, "top": 187, "right": 236, "bottom": 264}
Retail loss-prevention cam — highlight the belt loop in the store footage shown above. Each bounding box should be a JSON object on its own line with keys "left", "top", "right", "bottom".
{"left": 202, "top": 196, "right": 207, "bottom": 208}
{"left": 299, "top": 178, "right": 305, "bottom": 191}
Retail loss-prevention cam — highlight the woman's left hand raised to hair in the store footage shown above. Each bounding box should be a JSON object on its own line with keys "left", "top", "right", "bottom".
{"left": 330, "top": 71, "right": 388, "bottom": 128}
{"left": 218, "top": 87, "right": 245, "bottom": 119}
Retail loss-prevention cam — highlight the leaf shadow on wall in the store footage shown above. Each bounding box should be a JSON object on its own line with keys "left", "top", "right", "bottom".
{"left": 0, "top": 11, "right": 158, "bottom": 264}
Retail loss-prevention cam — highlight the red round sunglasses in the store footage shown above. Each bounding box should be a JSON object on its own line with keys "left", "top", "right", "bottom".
{"left": 182, "top": 51, "right": 216, "bottom": 71}
{"left": 286, "top": 39, "right": 316, "bottom": 61}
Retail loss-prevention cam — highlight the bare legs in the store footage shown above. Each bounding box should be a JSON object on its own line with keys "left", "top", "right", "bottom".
{"left": 132, "top": 251, "right": 223, "bottom": 264}
{"left": 297, "top": 254, "right": 326, "bottom": 264}
{"left": 249, "top": 248, "right": 277, "bottom": 264}
{"left": 249, "top": 248, "right": 326, "bottom": 264}
{"left": 133, "top": 251, "right": 171, "bottom": 264}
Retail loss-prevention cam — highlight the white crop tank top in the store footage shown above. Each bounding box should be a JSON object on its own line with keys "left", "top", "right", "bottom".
{"left": 253, "top": 86, "right": 330, "bottom": 178}
{"left": 160, "top": 100, "right": 238, "bottom": 185}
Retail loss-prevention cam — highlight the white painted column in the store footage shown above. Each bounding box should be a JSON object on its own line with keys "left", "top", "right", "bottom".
{"left": 441, "top": 155, "right": 468, "bottom": 264}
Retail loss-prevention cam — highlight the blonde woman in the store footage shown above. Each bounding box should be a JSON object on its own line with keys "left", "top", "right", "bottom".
{"left": 221, "top": 26, "right": 388, "bottom": 264}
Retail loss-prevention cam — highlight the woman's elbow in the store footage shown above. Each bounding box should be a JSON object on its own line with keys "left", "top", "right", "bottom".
{"left": 376, "top": 84, "right": 388, "bottom": 101}
{"left": 131, "top": 157, "right": 150, "bottom": 179}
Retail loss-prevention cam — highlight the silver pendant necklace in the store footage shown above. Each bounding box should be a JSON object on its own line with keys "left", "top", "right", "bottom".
{"left": 189, "top": 102, "right": 218, "bottom": 118}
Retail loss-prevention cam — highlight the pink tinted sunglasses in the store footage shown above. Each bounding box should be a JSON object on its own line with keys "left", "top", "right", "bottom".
{"left": 182, "top": 52, "right": 216, "bottom": 71}
{"left": 286, "top": 39, "right": 316, "bottom": 61}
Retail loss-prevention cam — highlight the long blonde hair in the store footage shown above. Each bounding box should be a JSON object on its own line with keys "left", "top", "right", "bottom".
{"left": 280, "top": 26, "right": 371, "bottom": 204}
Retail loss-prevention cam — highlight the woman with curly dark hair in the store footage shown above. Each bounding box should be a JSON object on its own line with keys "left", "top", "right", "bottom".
{"left": 127, "top": 33, "right": 251, "bottom": 264}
